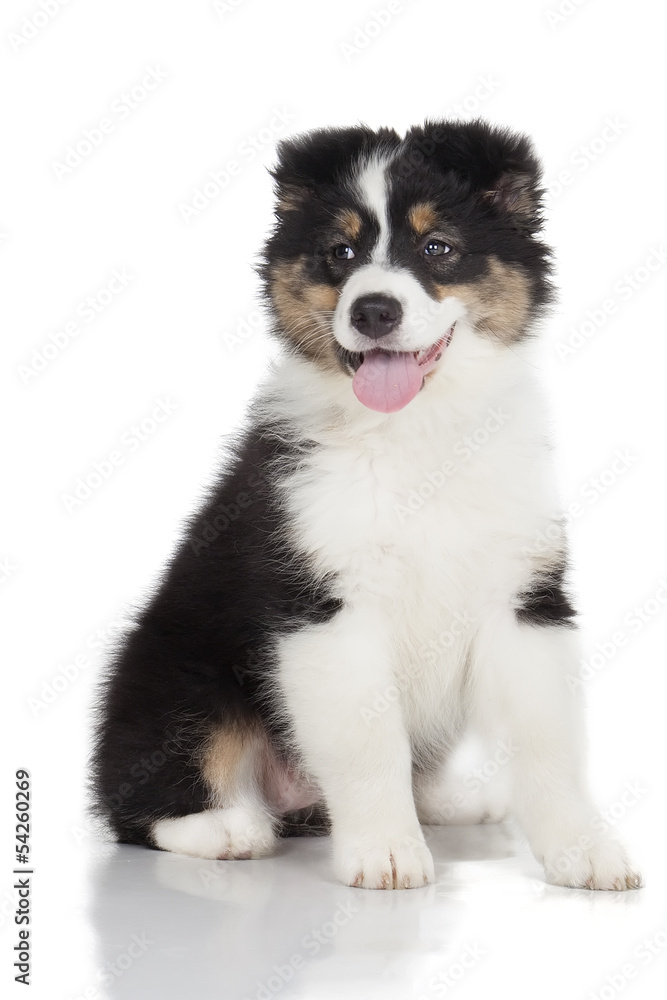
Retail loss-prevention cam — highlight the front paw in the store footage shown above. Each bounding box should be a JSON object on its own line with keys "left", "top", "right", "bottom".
{"left": 542, "top": 836, "right": 642, "bottom": 891}
{"left": 334, "top": 831, "right": 435, "bottom": 889}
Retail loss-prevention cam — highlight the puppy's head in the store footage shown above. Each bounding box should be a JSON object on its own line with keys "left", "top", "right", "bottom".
{"left": 262, "top": 120, "right": 552, "bottom": 413}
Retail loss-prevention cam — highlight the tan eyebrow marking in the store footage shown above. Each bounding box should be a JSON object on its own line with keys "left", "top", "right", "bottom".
{"left": 335, "top": 208, "right": 363, "bottom": 242}
{"left": 408, "top": 202, "right": 439, "bottom": 235}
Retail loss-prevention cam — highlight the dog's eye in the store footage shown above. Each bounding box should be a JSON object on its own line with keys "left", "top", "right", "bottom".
{"left": 333, "top": 244, "right": 355, "bottom": 260}
{"left": 424, "top": 240, "right": 451, "bottom": 257}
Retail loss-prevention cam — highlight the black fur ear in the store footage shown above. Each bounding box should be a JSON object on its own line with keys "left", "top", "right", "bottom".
{"left": 403, "top": 119, "right": 543, "bottom": 222}
{"left": 482, "top": 170, "right": 539, "bottom": 218}
{"left": 270, "top": 125, "right": 401, "bottom": 212}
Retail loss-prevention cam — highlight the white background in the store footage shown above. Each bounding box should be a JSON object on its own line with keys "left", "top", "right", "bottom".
{"left": 2, "top": 1, "right": 666, "bottom": 998}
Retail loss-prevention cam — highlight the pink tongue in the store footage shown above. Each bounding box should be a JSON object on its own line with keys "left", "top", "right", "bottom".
{"left": 353, "top": 351, "right": 423, "bottom": 413}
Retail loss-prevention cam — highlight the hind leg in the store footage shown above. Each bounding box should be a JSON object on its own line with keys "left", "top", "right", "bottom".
{"left": 152, "top": 723, "right": 278, "bottom": 860}
{"left": 152, "top": 806, "right": 276, "bottom": 860}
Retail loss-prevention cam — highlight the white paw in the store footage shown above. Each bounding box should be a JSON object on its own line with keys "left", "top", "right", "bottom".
{"left": 542, "top": 836, "right": 642, "bottom": 891}
{"left": 152, "top": 807, "right": 276, "bottom": 860}
{"left": 334, "top": 832, "right": 435, "bottom": 889}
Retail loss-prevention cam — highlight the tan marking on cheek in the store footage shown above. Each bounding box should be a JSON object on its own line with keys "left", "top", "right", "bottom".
{"left": 335, "top": 208, "right": 363, "bottom": 242}
{"left": 434, "top": 256, "right": 531, "bottom": 342}
{"left": 270, "top": 259, "right": 340, "bottom": 371}
{"left": 307, "top": 284, "right": 338, "bottom": 311}
{"left": 409, "top": 202, "right": 439, "bottom": 236}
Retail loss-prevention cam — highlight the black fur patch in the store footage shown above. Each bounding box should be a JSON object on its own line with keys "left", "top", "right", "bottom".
{"left": 515, "top": 564, "right": 577, "bottom": 628}
{"left": 90, "top": 422, "right": 342, "bottom": 847}
{"left": 279, "top": 803, "right": 331, "bottom": 838}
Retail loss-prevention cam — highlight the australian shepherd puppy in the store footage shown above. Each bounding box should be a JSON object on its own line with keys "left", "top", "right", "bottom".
{"left": 92, "top": 120, "right": 641, "bottom": 891}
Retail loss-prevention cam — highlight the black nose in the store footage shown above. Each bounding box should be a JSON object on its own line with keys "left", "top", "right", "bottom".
{"left": 350, "top": 295, "right": 402, "bottom": 340}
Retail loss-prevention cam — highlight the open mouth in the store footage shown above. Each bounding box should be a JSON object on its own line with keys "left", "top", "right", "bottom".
{"left": 337, "top": 326, "right": 455, "bottom": 413}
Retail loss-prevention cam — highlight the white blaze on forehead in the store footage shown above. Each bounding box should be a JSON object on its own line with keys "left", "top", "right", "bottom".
{"left": 353, "top": 153, "right": 393, "bottom": 264}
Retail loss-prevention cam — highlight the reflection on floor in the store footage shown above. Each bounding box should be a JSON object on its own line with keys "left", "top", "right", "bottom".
{"left": 81, "top": 822, "right": 662, "bottom": 1000}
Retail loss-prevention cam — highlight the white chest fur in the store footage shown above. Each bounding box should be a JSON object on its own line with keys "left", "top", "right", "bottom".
{"left": 269, "top": 346, "right": 561, "bottom": 744}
